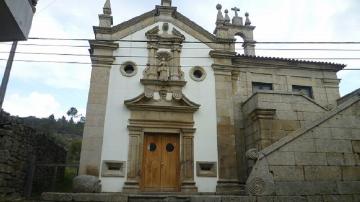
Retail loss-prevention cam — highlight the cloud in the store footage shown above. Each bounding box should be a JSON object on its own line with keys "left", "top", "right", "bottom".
{"left": 3, "top": 92, "right": 62, "bottom": 118}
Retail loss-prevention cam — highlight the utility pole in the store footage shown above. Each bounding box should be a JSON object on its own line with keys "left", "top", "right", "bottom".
{"left": 0, "top": 41, "right": 18, "bottom": 109}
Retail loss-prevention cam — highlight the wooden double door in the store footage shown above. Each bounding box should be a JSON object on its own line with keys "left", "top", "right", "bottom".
{"left": 142, "top": 134, "right": 180, "bottom": 192}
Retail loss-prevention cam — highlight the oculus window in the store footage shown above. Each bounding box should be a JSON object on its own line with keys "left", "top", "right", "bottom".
{"left": 120, "top": 61, "right": 138, "bottom": 77}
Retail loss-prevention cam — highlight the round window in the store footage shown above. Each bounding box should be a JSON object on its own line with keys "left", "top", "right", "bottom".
{"left": 166, "top": 143, "right": 175, "bottom": 152}
{"left": 148, "top": 143, "right": 157, "bottom": 152}
{"left": 120, "top": 61, "right": 137, "bottom": 77}
{"left": 124, "top": 64, "right": 135, "bottom": 74}
{"left": 190, "top": 66, "right": 206, "bottom": 81}
{"left": 193, "top": 69, "right": 203, "bottom": 79}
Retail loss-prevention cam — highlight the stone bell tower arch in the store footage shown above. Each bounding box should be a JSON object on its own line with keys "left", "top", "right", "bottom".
{"left": 213, "top": 4, "right": 256, "bottom": 56}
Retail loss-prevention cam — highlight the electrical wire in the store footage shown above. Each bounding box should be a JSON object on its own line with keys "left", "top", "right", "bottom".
{"left": 2, "top": 42, "right": 360, "bottom": 52}
{"left": 0, "top": 51, "right": 359, "bottom": 60}
{"left": 0, "top": 59, "right": 359, "bottom": 70}
{"left": 26, "top": 37, "right": 360, "bottom": 44}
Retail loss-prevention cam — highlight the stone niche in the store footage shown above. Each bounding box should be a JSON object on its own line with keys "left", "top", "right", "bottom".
{"left": 123, "top": 23, "right": 200, "bottom": 193}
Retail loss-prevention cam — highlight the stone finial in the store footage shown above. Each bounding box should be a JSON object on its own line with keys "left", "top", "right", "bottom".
{"left": 216, "top": 4, "right": 224, "bottom": 24}
{"left": 224, "top": 9, "right": 231, "bottom": 24}
{"left": 99, "top": 0, "right": 113, "bottom": 27}
{"left": 245, "top": 12, "right": 252, "bottom": 26}
{"left": 103, "top": 0, "right": 111, "bottom": 15}
{"left": 161, "top": 0, "right": 172, "bottom": 7}
{"left": 31, "top": 0, "right": 38, "bottom": 6}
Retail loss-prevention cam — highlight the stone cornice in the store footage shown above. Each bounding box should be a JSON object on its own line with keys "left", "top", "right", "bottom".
{"left": 89, "top": 40, "right": 119, "bottom": 51}
{"left": 227, "top": 24, "right": 256, "bottom": 31}
{"left": 93, "top": 8, "right": 218, "bottom": 46}
{"left": 90, "top": 56, "right": 115, "bottom": 65}
{"left": 249, "top": 108, "right": 276, "bottom": 121}
{"left": 212, "top": 64, "right": 237, "bottom": 73}
{"left": 172, "top": 11, "right": 217, "bottom": 42}
{"left": 140, "top": 79, "right": 186, "bottom": 87}
{"left": 128, "top": 120, "right": 195, "bottom": 128}
{"left": 124, "top": 93, "right": 200, "bottom": 113}
{"left": 241, "top": 91, "right": 330, "bottom": 111}
{"left": 112, "top": 10, "right": 157, "bottom": 33}
{"left": 209, "top": 50, "right": 237, "bottom": 59}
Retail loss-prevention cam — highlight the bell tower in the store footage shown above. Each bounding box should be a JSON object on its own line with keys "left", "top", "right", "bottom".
{"left": 214, "top": 4, "right": 256, "bottom": 56}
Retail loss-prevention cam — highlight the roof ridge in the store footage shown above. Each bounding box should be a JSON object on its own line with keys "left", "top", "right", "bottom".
{"left": 237, "top": 54, "right": 346, "bottom": 68}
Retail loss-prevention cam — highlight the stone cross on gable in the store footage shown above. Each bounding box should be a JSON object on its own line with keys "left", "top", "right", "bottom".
{"left": 231, "top": 7, "right": 240, "bottom": 17}
{"left": 161, "top": 0, "right": 172, "bottom": 7}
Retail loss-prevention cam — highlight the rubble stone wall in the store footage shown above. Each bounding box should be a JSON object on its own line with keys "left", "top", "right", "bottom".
{"left": 0, "top": 114, "right": 67, "bottom": 197}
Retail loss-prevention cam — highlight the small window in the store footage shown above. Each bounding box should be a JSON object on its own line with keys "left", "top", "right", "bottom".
{"left": 148, "top": 143, "right": 157, "bottom": 152}
{"left": 292, "top": 85, "right": 313, "bottom": 98}
{"left": 101, "top": 161, "right": 126, "bottom": 177}
{"left": 190, "top": 66, "right": 206, "bottom": 81}
{"left": 196, "top": 162, "right": 217, "bottom": 177}
{"left": 124, "top": 64, "right": 135, "bottom": 74}
{"left": 252, "top": 82, "right": 273, "bottom": 93}
{"left": 166, "top": 143, "right": 175, "bottom": 152}
{"left": 120, "top": 61, "right": 138, "bottom": 77}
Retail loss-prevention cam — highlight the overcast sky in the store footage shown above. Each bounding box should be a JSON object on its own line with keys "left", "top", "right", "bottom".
{"left": 0, "top": 0, "right": 359, "bottom": 119}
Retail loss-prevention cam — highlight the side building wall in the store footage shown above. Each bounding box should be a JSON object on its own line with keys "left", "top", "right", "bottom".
{"left": 246, "top": 91, "right": 360, "bottom": 199}
{"left": 227, "top": 58, "right": 342, "bottom": 183}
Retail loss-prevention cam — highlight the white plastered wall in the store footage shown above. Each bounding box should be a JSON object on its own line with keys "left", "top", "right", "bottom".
{"left": 100, "top": 22, "right": 218, "bottom": 193}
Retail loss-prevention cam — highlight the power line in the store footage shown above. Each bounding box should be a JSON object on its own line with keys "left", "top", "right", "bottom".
{"left": 26, "top": 37, "right": 360, "bottom": 44}
{"left": 0, "top": 59, "right": 359, "bottom": 70}
{"left": 1, "top": 51, "right": 360, "bottom": 60}
{"left": 2, "top": 43, "right": 360, "bottom": 51}
{"left": 36, "top": 0, "right": 58, "bottom": 14}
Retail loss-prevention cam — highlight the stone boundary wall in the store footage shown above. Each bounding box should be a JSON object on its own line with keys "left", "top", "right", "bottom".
{"left": 0, "top": 113, "right": 67, "bottom": 197}
{"left": 246, "top": 92, "right": 360, "bottom": 197}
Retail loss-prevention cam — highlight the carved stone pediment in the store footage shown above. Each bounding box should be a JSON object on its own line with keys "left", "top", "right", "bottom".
{"left": 125, "top": 93, "right": 200, "bottom": 113}
{"left": 125, "top": 22, "right": 199, "bottom": 114}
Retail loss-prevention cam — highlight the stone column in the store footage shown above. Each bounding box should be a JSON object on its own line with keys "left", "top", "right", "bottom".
{"left": 79, "top": 65, "right": 111, "bottom": 176}
{"left": 146, "top": 44, "right": 158, "bottom": 79}
{"left": 180, "top": 128, "right": 198, "bottom": 192}
{"left": 170, "top": 45, "right": 181, "bottom": 81}
{"left": 79, "top": 41, "right": 118, "bottom": 176}
{"left": 243, "top": 41, "right": 256, "bottom": 56}
{"left": 212, "top": 65, "right": 243, "bottom": 193}
{"left": 123, "top": 126, "right": 143, "bottom": 193}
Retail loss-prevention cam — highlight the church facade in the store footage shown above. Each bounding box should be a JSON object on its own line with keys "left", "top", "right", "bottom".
{"left": 79, "top": 0, "right": 360, "bottom": 196}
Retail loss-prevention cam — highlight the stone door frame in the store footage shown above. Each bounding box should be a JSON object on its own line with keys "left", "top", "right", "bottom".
{"left": 123, "top": 122, "right": 197, "bottom": 193}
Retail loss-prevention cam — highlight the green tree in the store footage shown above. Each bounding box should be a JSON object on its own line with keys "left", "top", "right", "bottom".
{"left": 67, "top": 140, "right": 82, "bottom": 163}
{"left": 67, "top": 107, "right": 78, "bottom": 119}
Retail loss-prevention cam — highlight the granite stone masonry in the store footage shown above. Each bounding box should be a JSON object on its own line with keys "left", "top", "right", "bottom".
{"left": 0, "top": 112, "right": 67, "bottom": 197}
{"left": 246, "top": 90, "right": 360, "bottom": 197}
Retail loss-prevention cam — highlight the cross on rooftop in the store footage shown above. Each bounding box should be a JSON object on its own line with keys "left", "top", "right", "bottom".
{"left": 231, "top": 7, "right": 240, "bottom": 17}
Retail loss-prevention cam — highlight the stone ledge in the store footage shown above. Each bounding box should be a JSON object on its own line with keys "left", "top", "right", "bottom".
{"left": 40, "top": 193, "right": 360, "bottom": 202}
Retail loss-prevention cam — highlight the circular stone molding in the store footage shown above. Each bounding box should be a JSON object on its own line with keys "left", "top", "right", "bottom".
{"left": 189, "top": 66, "right": 206, "bottom": 82}
{"left": 247, "top": 177, "right": 266, "bottom": 195}
{"left": 120, "top": 61, "right": 138, "bottom": 77}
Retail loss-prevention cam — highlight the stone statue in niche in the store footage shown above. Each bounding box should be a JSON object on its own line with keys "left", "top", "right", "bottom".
{"left": 158, "top": 58, "right": 169, "bottom": 81}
